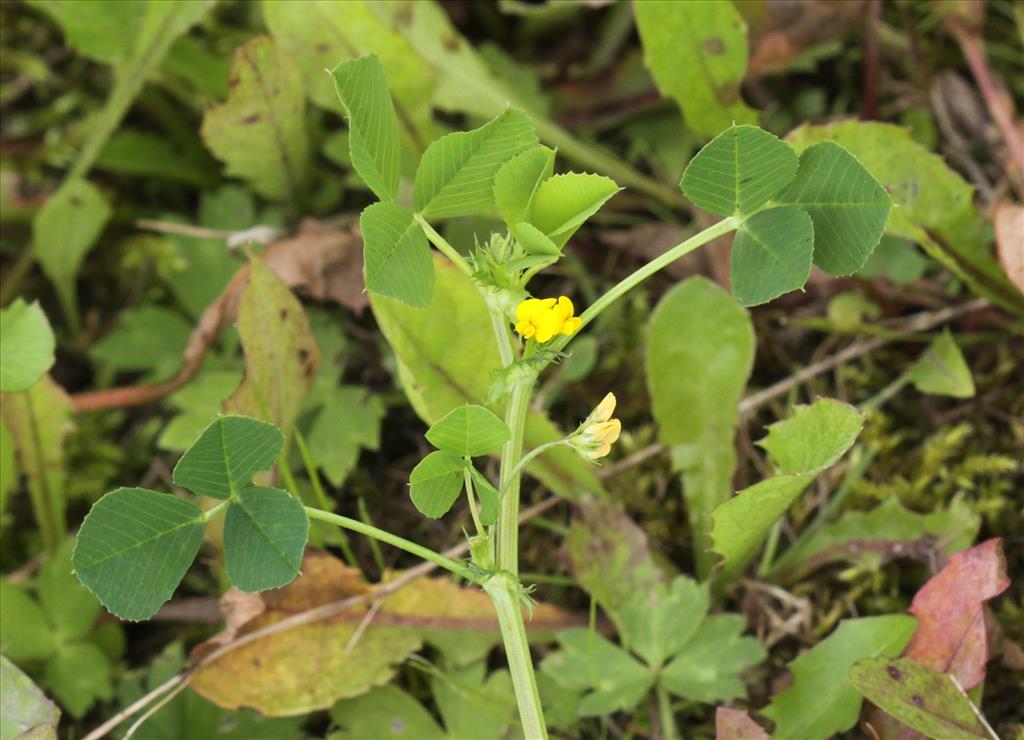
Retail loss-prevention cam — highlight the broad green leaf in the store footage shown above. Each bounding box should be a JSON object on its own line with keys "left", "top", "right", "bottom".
{"left": 0, "top": 299, "right": 55, "bottom": 392}
{"left": 0, "top": 655, "right": 60, "bottom": 740}
{"left": 72, "top": 487, "right": 205, "bottom": 621}
{"left": 777, "top": 141, "right": 892, "bottom": 275}
{"left": 32, "top": 178, "right": 111, "bottom": 320}
{"left": 159, "top": 371, "right": 243, "bottom": 452}
{"left": 90, "top": 306, "right": 191, "bottom": 383}
{"left": 849, "top": 657, "right": 990, "bottom": 739}
{"left": 173, "top": 416, "right": 284, "bottom": 500}
{"left": 857, "top": 235, "right": 928, "bottom": 284}
{"left": 307, "top": 387, "right": 384, "bottom": 487}
{"left": 646, "top": 277, "right": 754, "bottom": 576}
{"left": 529, "top": 173, "right": 620, "bottom": 248}
{"left": 680, "top": 125, "right": 798, "bottom": 216}
{"left": 409, "top": 451, "right": 466, "bottom": 518}
{"left": 0, "top": 582, "right": 55, "bottom": 661}
{"left": 907, "top": 330, "right": 974, "bottom": 398}
{"left": 224, "top": 487, "right": 309, "bottom": 592}
{"left": 426, "top": 404, "right": 510, "bottom": 457}
{"left": 330, "top": 55, "right": 401, "bottom": 201}
{"left": 762, "top": 616, "right": 917, "bottom": 740}
{"left": 0, "top": 375, "right": 73, "bottom": 552}
{"left": 25, "top": 0, "right": 146, "bottom": 64}
{"left": 201, "top": 36, "right": 310, "bottom": 201}
{"left": 617, "top": 577, "right": 709, "bottom": 669}
{"left": 95, "top": 128, "right": 219, "bottom": 188}
{"left": 635, "top": 0, "right": 756, "bottom": 138}
{"left": 788, "top": 120, "right": 1024, "bottom": 314}
{"left": 432, "top": 663, "right": 517, "bottom": 740}
{"left": 730, "top": 206, "right": 814, "bottom": 307}
{"left": 371, "top": 257, "right": 602, "bottom": 499}
{"left": 468, "top": 467, "right": 500, "bottom": 526}
{"left": 759, "top": 398, "right": 865, "bottom": 475}
{"left": 223, "top": 256, "right": 320, "bottom": 434}
{"left": 769, "top": 497, "right": 980, "bottom": 583}
{"left": 331, "top": 685, "right": 445, "bottom": 739}
{"left": 360, "top": 201, "right": 434, "bottom": 308}
{"left": 45, "top": 642, "right": 112, "bottom": 718}
{"left": 711, "top": 399, "right": 862, "bottom": 580}
{"left": 262, "top": 0, "right": 434, "bottom": 145}
{"left": 661, "top": 614, "right": 766, "bottom": 702}
{"left": 413, "top": 109, "right": 537, "bottom": 218}
{"left": 541, "top": 628, "right": 654, "bottom": 716}
{"left": 38, "top": 539, "right": 101, "bottom": 642}
{"left": 494, "top": 146, "right": 555, "bottom": 234}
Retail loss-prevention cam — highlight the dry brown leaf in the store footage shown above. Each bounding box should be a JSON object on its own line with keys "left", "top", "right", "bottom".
{"left": 741, "top": 1, "right": 865, "bottom": 77}
{"left": 992, "top": 201, "right": 1024, "bottom": 292}
{"left": 716, "top": 707, "right": 770, "bottom": 740}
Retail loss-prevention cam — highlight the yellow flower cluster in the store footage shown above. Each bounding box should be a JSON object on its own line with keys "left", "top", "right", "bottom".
{"left": 572, "top": 392, "right": 621, "bottom": 460}
{"left": 514, "top": 296, "right": 582, "bottom": 343}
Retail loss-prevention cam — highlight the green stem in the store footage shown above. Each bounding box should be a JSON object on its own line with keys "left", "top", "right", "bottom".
{"left": 500, "top": 440, "right": 569, "bottom": 495}
{"left": 292, "top": 429, "right": 358, "bottom": 567}
{"left": 496, "top": 378, "right": 535, "bottom": 575}
{"left": 483, "top": 574, "right": 549, "bottom": 739}
{"left": 463, "top": 466, "right": 485, "bottom": 536}
{"left": 656, "top": 683, "right": 678, "bottom": 740}
{"left": 304, "top": 507, "right": 472, "bottom": 579}
{"left": 489, "top": 304, "right": 517, "bottom": 367}
{"left": 415, "top": 213, "right": 473, "bottom": 276}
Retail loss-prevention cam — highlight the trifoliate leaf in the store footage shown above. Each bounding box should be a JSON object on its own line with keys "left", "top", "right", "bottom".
{"left": 224, "top": 487, "right": 308, "bottom": 592}
{"left": 172, "top": 415, "right": 285, "bottom": 500}
{"left": 409, "top": 451, "right": 467, "bottom": 518}
{"left": 360, "top": 201, "right": 434, "bottom": 308}
{"left": 660, "top": 615, "right": 766, "bottom": 702}
{"left": 425, "top": 404, "right": 510, "bottom": 457}
{"left": 494, "top": 145, "right": 555, "bottom": 234}
{"left": 730, "top": 205, "right": 813, "bottom": 307}
{"left": 528, "top": 172, "right": 620, "bottom": 248}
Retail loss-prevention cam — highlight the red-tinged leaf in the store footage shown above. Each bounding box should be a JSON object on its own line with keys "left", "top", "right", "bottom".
{"left": 716, "top": 707, "right": 769, "bottom": 740}
{"left": 904, "top": 538, "right": 1010, "bottom": 689}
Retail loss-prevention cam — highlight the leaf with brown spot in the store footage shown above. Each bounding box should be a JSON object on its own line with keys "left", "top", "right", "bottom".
{"left": 223, "top": 255, "right": 320, "bottom": 437}
{"left": 716, "top": 707, "right": 769, "bottom": 740}
{"left": 903, "top": 538, "right": 1010, "bottom": 689}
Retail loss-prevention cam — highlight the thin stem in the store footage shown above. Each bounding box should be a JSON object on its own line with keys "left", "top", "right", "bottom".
{"left": 415, "top": 213, "right": 473, "bottom": 276}
{"left": 483, "top": 574, "right": 549, "bottom": 739}
{"left": 357, "top": 496, "right": 386, "bottom": 575}
{"left": 292, "top": 428, "right": 358, "bottom": 567}
{"left": 500, "top": 440, "right": 570, "bottom": 494}
{"left": 202, "top": 499, "right": 230, "bottom": 522}
{"left": 496, "top": 378, "right": 535, "bottom": 575}
{"left": 304, "top": 507, "right": 473, "bottom": 579}
{"left": 489, "top": 304, "right": 517, "bottom": 367}
{"left": 656, "top": 683, "right": 678, "bottom": 740}
{"left": 463, "top": 466, "right": 485, "bottom": 536}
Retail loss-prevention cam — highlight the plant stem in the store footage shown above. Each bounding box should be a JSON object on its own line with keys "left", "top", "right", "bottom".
{"left": 489, "top": 305, "right": 517, "bottom": 367}
{"left": 463, "top": 466, "right": 485, "bottom": 536}
{"left": 552, "top": 216, "right": 741, "bottom": 353}
{"left": 292, "top": 429, "right": 358, "bottom": 567}
{"left": 304, "top": 507, "right": 472, "bottom": 579}
{"left": 500, "top": 440, "right": 569, "bottom": 494}
{"left": 656, "top": 683, "right": 679, "bottom": 740}
{"left": 202, "top": 499, "right": 230, "bottom": 522}
{"left": 415, "top": 213, "right": 474, "bottom": 276}
{"left": 483, "top": 574, "right": 549, "bottom": 739}
{"left": 496, "top": 378, "right": 535, "bottom": 575}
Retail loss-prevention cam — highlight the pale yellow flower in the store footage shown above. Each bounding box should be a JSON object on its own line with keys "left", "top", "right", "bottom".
{"left": 570, "top": 392, "right": 622, "bottom": 461}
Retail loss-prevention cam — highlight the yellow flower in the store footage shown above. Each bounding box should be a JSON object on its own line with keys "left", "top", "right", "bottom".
{"left": 514, "top": 296, "right": 582, "bottom": 343}
{"left": 570, "top": 392, "right": 621, "bottom": 461}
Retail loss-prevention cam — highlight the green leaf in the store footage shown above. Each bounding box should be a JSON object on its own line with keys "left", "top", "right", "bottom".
{"left": 432, "top": 663, "right": 516, "bottom": 740}
{"left": 849, "top": 657, "right": 991, "bottom": 739}
{"left": 762, "top": 616, "right": 918, "bottom": 740}
{"left": 777, "top": 141, "right": 892, "bottom": 275}
{"left": 330, "top": 55, "right": 401, "bottom": 202}
{"left": 0, "top": 655, "right": 60, "bottom": 740}
{"left": 360, "top": 201, "right": 434, "bottom": 308}
{"left": 200, "top": 36, "right": 310, "bottom": 201}
{"left": 661, "top": 614, "right": 766, "bottom": 703}
{"left": 857, "top": 235, "right": 928, "bottom": 285}
{"left": 95, "top": 128, "right": 219, "bottom": 188}
{"left": 617, "top": 576, "right": 709, "bottom": 669}
{"left": 646, "top": 277, "right": 754, "bottom": 576}
{"left": 0, "top": 582, "right": 55, "bottom": 661}
{"left": 38, "top": 539, "right": 101, "bottom": 642}
{"left": 515, "top": 222, "right": 560, "bottom": 256}
{"left": 72, "top": 487, "right": 205, "bottom": 621}
{"left": 730, "top": 206, "right": 814, "bottom": 307}
{"left": 371, "top": 257, "right": 602, "bottom": 500}
{"left": 0, "top": 299, "right": 55, "bottom": 392}
{"left": 32, "top": 178, "right": 111, "bottom": 320}
{"left": 414, "top": 109, "right": 537, "bottom": 218}
{"left": 223, "top": 256, "right": 320, "bottom": 435}
{"left": 172, "top": 416, "right": 284, "bottom": 500}
{"left": 528, "top": 173, "right": 619, "bottom": 249}
{"left": 45, "top": 642, "right": 112, "bottom": 718}
{"left": 425, "top": 404, "right": 510, "bottom": 457}
{"left": 468, "top": 467, "right": 500, "bottom": 526}
{"left": 759, "top": 398, "right": 865, "bottom": 475}
{"left": 711, "top": 399, "right": 862, "bottom": 580}
{"left": 788, "top": 120, "right": 1024, "bottom": 315}
{"left": 224, "top": 487, "right": 309, "bottom": 592}
{"left": 307, "top": 387, "right": 384, "bottom": 487}
{"left": 680, "top": 125, "right": 798, "bottom": 216}
{"left": 409, "top": 451, "right": 466, "bottom": 518}
{"left": 330, "top": 685, "right": 445, "bottom": 739}
{"left": 159, "top": 371, "right": 243, "bottom": 452}
{"left": 90, "top": 306, "right": 192, "bottom": 383}
{"left": 907, "top": 330, "right": 975, "bottom": 398}
{"left": 494, "top": 145, "right": 555, "bottom": 235}
{"left": 25, "top": 0, "right": 146, "bottom": 64}
{"left": 635, "top": 0, "right": 756, "bottom": 138}
{"left": 541, "top": 628, "right": 654, "bottom": 716}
